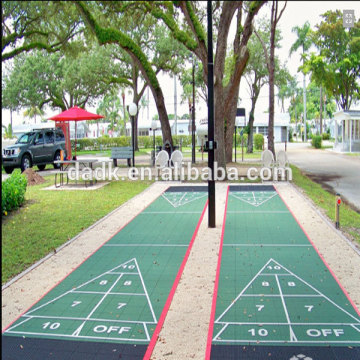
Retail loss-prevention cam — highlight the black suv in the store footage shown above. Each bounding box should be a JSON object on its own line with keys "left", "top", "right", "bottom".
{"left": 2, "top": 128, "right": 66, "bottom": 174}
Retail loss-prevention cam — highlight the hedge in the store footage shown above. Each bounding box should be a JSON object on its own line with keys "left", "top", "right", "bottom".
{"left": 2, "top": 171, "right": 27, "bottom": 215}
{"left": 254, "top": 134, "right": 264, "bottom": 150}
{"left": 312, "top": 135, "right": 322, "bottom": 149}
{"left": 74, "top": 135, "right": 193, "bottom": 151}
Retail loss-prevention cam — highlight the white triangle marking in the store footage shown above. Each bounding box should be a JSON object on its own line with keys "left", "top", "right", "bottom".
{"left": 213, "top": 258, "right": 360, "bottom": 342}
{"left": 230, "top": 191, "right": 277, "bottom": 207}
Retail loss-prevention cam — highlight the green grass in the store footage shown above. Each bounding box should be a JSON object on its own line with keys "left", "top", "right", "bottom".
{"left": 1, "top": 178, "right": 151, "bottom": 284}
{"left": 291, "top": 165, "right": 360, "bottom": 245}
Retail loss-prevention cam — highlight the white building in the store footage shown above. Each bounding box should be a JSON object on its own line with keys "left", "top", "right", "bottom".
{"left": 245, "top": 112, "right": 291, "bottom": 143}
{"left": 125, "top": 118, "right": 192, "bottom": 137}
{"left": 333, "top": 110, "right": 360, "bottom": 152}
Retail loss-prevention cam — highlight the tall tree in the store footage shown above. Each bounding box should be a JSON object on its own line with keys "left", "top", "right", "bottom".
{"left": 75, "top": 1, "right": 176, "bottom": 148}
{"left": 303, "top": 10, "right": 360, "bottom": 111}
{"left": 23, "top": 106, "right": 44, "bottom": 124}
{"left": 142, "top": 1, "right": 266, "bottom": 167}
{"left": 246, "top": 16, "right": 283, "bottom": 153}
{"left": 255, "top": 1, "right": 287, "bottom": 155}
{"left": 289, "top": 21, "right": 312, "bottom": 142}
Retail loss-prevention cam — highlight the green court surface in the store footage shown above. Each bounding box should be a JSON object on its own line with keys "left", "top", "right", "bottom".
{"left": 208, "top": 185, "right": 360, "bottom": 360}
{"left": 2, "top": 186, "right": 208, "bottom": 360}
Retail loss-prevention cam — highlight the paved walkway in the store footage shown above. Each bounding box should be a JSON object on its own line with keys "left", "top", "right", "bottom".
{"left": 283, "top": 142, "right": 360, "bottom": 212}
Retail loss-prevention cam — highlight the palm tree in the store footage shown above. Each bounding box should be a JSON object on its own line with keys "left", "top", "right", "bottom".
{"left": 289, "top": 21, "right": 312, "bottom": 142}
{"left": 23, "top": 106, "right": 44, "bottom": 124}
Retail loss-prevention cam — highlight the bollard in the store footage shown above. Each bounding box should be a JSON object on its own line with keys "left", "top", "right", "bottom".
{"left": 60, "top": 150, "right": 64, "bottom": 161}
{"left": 335, "top": 193, "right": 341, "bottom": 229}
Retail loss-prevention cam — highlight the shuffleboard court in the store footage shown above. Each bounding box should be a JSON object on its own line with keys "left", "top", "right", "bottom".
{"left": 2, "top": 186, "right": 208, "bottom": 360}
{"left": 207, "top": 185, "right": 360, "bottom": 360}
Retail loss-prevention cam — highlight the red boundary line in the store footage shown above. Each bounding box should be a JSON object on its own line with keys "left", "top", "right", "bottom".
{"left": 143, "top": 199, "right": 209, "bottom": 360}
{"left": 205, "top": 186, "right": 229, "bottom": 360}
{"left": 2, "top": 186, "right": 169, "bottom": 333}
{"left": 274, "top": 185, "right": 360, "bottom": 317}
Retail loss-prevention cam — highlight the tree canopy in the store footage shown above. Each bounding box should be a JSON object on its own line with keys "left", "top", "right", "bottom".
{"left": 2, "top": 45, "right": 123, "bottom": 112}
{"left": 302, "top": 10, "right": 360, "bottom": 110}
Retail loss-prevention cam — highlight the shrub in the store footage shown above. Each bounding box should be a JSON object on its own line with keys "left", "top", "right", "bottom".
{"left": 254, "top": 133, "right": 264, "bottom": 150}
{"left": 2, "top": 172, "right": 27, "bottom": 215}
{"left": 321, "top": 132, "right": 330, "bottom": 140}
{"left": 233, "top": 133, "right": 248, "bottom": 148}
{"left": 312, "top": 135, "right": 322, "bottom": 149}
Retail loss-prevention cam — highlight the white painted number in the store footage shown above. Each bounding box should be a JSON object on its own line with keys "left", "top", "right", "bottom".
{"left": 71, "top": 301, "right": 82, "bottom": 307}
{"left": 124, "top": 281, "right": 132, "bottom": 286}
{"left": 122, "top": 264, "right": 135, "bottom": 270}
{"left": 256, "top": 305, "right": 265, "bottom": 312}
{"left": 267, "top": 265, "right": 281, "bottom": 270}
{"left": 42, "top": 322, "right": 60, "bottom": 330}
{"left": 248, "top": 328, "right": 268, "bottom": 337}
{"left": 100, "top": 280, "right": 108, "bottom": 285}
{"left": 288, "top": 282, "right": 296, "bottom": 287}
{"left": 305, "top": 305, "right": 314, "bottom": 312}
{"left": 117, "top": 303, "right": 127, "bottom": 309}
{"left": 262, "top": 281, "right": 269, "bottom": 287}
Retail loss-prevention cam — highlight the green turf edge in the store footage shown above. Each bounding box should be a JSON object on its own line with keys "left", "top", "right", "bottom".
{"left": 290, "top": 165, "right": 360, "bottom": 245}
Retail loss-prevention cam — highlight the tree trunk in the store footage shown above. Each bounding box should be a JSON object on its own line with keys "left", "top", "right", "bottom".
{"left": 247, "top": 108, "right": 255, "bottom": 153}
{"left": 268, "top": 54, "right": 275, "bottom": 155}
{"left": 214, "top": 82, "right": 226, "bottom": 168}
{"left": 267, "top": 1, "right": 282, "bottom": 157}
{"left": 320, "top": 86, "right": 323, "bottom": 134}
{"left": 151, "top": 86, "right": 173, "bottom": 146}
{"left": 224, "top": 96, "right": 238, "bottom": 163}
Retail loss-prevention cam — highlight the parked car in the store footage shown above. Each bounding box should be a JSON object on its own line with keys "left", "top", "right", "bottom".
{"left": 2, "top": 128, "right": 66, "bottom": 174}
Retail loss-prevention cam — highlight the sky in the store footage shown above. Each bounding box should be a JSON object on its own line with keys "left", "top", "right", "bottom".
{"left": 2, "top": 1, "right": 359, "bottom": 128}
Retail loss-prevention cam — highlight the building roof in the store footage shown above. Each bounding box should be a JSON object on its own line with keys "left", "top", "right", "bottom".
{"left": 245, "top": 112, "right": 290, "bottom": 127}
{"left": 334, "top": 110, "right": 360, "bottom": 121}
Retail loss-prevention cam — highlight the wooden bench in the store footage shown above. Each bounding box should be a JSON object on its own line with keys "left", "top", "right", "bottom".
{"left": 111, "top": 147, "right": 133, "bottom": 167}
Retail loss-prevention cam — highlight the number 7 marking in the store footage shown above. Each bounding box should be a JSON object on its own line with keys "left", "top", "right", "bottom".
{"left": 305, "top": 305, "right": 314, "bottom": 312}
{"left": 256, "top": 305, "right": 264, "bottom": 312}
{"left": 72, "top": 301, "right": 82, "bottom": 307}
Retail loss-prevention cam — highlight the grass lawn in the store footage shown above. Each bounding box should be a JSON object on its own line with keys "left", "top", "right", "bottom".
{"left": 1, "top": 178, "right": 151, "bottom": 284}
{"left": 291, "top": 165, "right": 360, "bottom": 245}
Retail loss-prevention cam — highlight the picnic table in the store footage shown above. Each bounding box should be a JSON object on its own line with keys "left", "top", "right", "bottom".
{"left": 54, "top": 159, "right": 99, "bottom": 188}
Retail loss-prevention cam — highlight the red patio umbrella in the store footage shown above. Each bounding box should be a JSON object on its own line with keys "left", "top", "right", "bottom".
{"left": 49, "top": 106, "right": 104, "bottom": 159}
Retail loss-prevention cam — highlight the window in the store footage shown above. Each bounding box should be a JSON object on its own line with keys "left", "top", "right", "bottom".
{"left": 258, "top": 126, "right": 268, "bottom": 136}
{"left": 56, "top": 131, "right": 65, "bottom": 141}
{"left": 35, "top": 132, "right": 44, "bottom": 145}
{"left": 16, "top": 132, "right": 35, "bottom": 144}
{"left": 45, "top": 131, "right": 54, "bottom": 144}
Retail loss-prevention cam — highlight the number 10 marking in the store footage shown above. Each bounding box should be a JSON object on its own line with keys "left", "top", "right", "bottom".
{"left": 248, "top": 328, "right": 268, "bottom": 337}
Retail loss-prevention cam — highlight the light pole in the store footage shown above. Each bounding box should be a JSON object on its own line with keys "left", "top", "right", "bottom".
{"left": 207, "top": 0, "right": 215, "bottom": 228}
{"left": 128, "top": 103, "right": 137, "bottom": 167}
{"left": 151, "top": 119, "right": 158, "bottom": 165}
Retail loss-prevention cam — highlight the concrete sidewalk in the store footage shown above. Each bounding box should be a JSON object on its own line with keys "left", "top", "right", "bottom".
{"left": 2, "top": 182, "right": 359, "bottom": 359}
